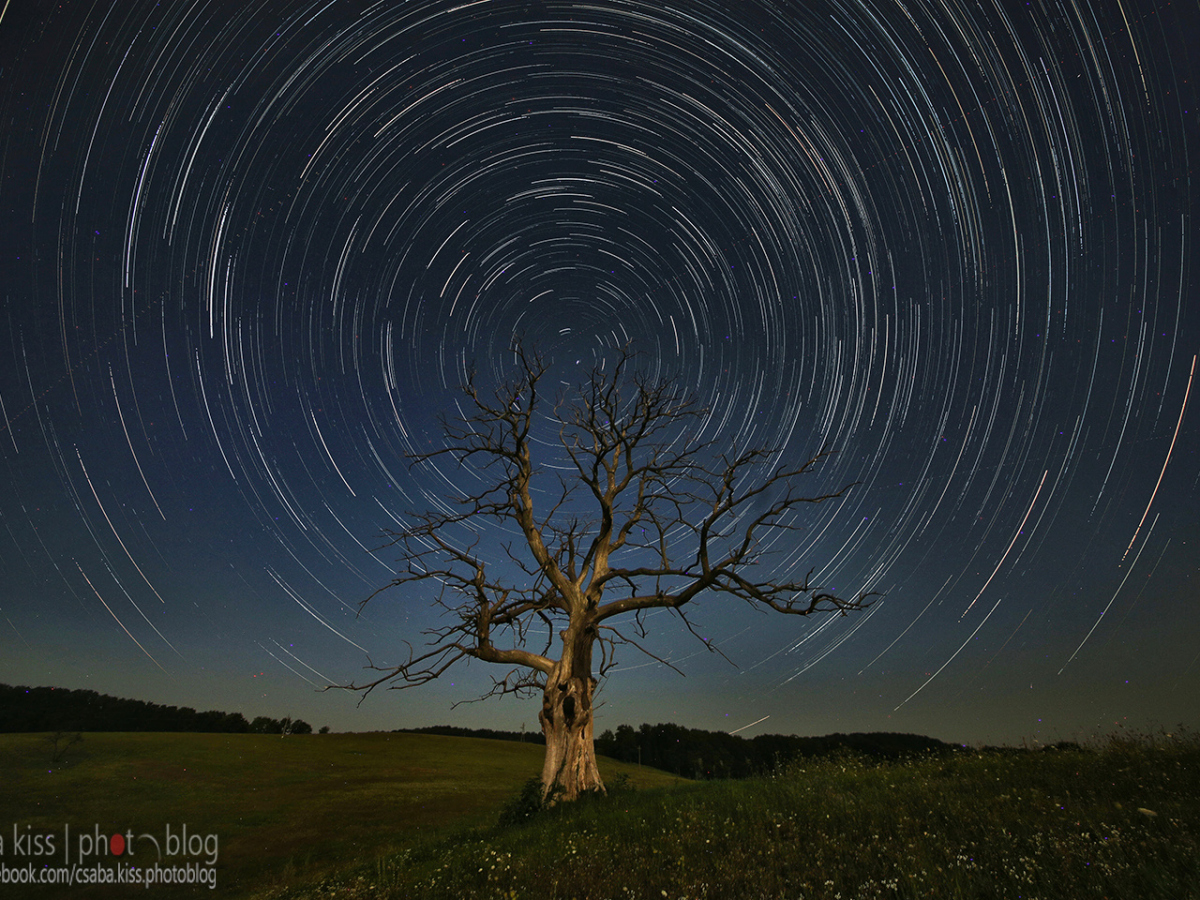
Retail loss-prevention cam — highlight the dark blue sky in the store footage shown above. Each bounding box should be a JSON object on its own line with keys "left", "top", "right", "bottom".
{"left": 1, "top": 0, "right": 1197, "bottom": 744}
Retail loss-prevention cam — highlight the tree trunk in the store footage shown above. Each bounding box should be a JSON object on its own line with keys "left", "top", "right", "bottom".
{"left": 539, "top": 668, "right": 604, "bottom": 801}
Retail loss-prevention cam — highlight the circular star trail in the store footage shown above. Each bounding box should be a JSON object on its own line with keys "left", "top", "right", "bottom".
{"left": 1, "top": 0, "right": 1197, "bottom": 741}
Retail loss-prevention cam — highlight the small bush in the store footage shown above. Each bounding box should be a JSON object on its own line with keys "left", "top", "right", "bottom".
{"left": 46, "top": 730, "right": 83, "bottom": 764}
{"left": 498, "top": 777, "right": 559, "bottom": 827}
{"left": 606, "top": 772, "right": 634, "bottom": 794}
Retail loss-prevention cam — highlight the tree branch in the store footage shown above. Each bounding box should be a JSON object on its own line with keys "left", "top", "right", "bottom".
{"left": 351, "top": 340, "right": 875, "bottom": 707}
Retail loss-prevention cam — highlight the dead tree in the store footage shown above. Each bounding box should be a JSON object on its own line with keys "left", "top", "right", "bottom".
{"left": 353, "top": 344, "right": 872, "bottom": 799}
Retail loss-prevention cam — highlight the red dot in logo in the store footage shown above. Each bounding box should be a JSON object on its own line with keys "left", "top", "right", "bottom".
{"left": 111, "top": 834, "right": 125, "bottom": 856}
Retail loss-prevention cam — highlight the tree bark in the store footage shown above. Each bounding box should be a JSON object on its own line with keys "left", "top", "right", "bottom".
{"left": 538, "top": 631, "right": 604, "bottom": 800}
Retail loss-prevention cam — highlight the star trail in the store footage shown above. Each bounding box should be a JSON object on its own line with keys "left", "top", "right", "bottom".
{"left": 1, "top": 0, "right": 1196, "bottom": 743}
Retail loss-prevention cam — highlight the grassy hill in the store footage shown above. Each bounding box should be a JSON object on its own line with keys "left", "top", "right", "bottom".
{"left": 0, "top": 730, "right": 680, "bottom": 897}
{"left": 267, "top": 731, "right": 1199, "bottom": 900}
{"left": 3, "top": 729, "right": 1198, "bottom": 899}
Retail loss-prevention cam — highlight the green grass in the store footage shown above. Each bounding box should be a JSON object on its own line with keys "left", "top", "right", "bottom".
{"left": 0, "top": 731, "right": 681, "bottom": 897}
{"left": 4, "top": 730, "right": 1198, "bottom": 899}
{"left": 261, "top": 730, "right": 1200, "bottom": 900}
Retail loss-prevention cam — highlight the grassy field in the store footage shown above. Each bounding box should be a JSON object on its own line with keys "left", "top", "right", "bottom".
{"left": 263, "top": 730, "right": 1200, "bottom": 900}
{"left": 0, "top": 730, "right": 680, "bottom": 897}
{"left": 4, "top": 730, "right": 1198, "bottom": 899}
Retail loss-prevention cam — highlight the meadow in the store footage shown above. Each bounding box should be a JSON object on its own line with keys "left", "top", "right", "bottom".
{"left": 3, "top": 728, "right": 1197, "bottom": 898}
{"left": 0, "top": 730, "right": 678, "bottom": 897}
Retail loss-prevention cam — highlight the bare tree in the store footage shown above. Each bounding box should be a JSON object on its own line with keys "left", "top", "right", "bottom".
{"left": 353, "top": 344, "right": 872, "bottom": 799}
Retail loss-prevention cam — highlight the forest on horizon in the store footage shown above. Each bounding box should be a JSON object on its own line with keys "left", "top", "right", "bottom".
{"left": 0, "top": 682, "right": 995, "bottom": 780}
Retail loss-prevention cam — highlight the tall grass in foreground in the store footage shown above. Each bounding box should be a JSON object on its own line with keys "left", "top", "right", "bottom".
{"left": 267, "top": 730, "right": 1200, "bottom": 900}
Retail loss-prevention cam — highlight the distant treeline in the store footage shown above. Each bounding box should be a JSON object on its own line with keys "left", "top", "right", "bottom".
{"left": 597, "top": 723, "right": 957, "bottom": 779}
{"left": 401, "top": 721, "right": 957, "bottom": 779}
{"left": 0, "top": 684, "right": 315, "bottom": 735}
{"left": 399, "top": 724, "right": 546, "bottom": 744}
{"left": 4, "top": 683, "right": 962, "bottom": 776}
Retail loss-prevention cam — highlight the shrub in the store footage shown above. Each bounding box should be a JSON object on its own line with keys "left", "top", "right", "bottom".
{"left": 497, "top": 777, "right": 564, "bottom": 827}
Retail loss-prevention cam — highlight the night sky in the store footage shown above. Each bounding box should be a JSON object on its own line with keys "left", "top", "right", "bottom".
{"left": 1, "top": 0, "right": 1197, "bottom": 745}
